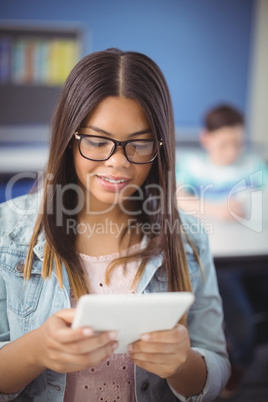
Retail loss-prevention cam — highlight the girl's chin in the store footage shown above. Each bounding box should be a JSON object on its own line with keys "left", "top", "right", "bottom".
{"left": 83, "top": 192, "right": 125, "bottom": 213}
{"left": 84, "top": 195, "right": 139, "bottom": 217}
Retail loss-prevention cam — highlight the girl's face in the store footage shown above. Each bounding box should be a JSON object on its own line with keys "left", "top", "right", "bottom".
{"left": 73, "top": 96, "right": 154, "bottom": 213}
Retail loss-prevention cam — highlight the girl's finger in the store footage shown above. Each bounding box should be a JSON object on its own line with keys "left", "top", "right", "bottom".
{"left": 54, "top": 329, "right": 118, "bottom": 354}
{"left": 129, "top": 340, "right": 181, "bottom": 355}
{"left": 79, "top": 340, "right": 119, "bottom": 367}
{"left": 49, "top": 340, "right": 118, "bottom": 373}
{"left": 66, "top": 331, "right": 118, "bottom": 355}
{"left": 140, "top": 324, "right": 187, "bottom": 343}
{"left": 129, "top": 350, "right": 174, "bottom": 364}
{"left": 54, "top": 308, "right": 76, "bottom": 325}
{"left": 52, "top": 326, "right": 94, "bottom": 344}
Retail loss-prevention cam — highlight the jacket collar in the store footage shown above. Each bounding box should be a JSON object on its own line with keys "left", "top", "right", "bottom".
{"left": 136, "top": 236, "right": 163, "bottom": 293}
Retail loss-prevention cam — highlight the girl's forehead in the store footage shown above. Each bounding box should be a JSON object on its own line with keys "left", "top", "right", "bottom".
{"left": 82, "top": 97, "right": 151, "bottom": 130}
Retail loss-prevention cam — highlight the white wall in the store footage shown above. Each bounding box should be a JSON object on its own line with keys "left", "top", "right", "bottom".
{"left": 248, "top": 0, "right": 268, "bottom": 156}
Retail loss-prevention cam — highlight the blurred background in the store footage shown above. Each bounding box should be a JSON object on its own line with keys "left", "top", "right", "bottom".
{"left": 0, "top": 0, "right": 267, "bottom": 153}
{"left": 0, "top": 1, "right": 268, "bottom": 400}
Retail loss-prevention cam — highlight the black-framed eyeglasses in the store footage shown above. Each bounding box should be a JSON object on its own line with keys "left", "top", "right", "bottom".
{"left": 74, "top": 132, "right": 162, "bottom": 164}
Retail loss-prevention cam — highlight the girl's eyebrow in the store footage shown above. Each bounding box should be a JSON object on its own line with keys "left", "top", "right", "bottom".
{"left": 83, "top": 125, "right": 152, "bottom": 138}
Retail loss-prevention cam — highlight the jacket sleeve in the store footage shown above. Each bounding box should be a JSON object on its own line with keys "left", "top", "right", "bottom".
{"left": 0, "top": 271, "right": 22, "bottom": 401}
{"left": 0, "top": 270, "right": 9, "bottom": 346}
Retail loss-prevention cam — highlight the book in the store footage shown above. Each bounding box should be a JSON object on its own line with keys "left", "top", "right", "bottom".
{"left": 0, "top": 37, "right": 11, "bottom": 83}
{"left": 33, "top": 39, "right": 49, "bottom": 84}
{"left": 12, "top": 38, "right": 27, "bottom": 84}
{"left": 47, "top": 38, "right": 79, "bottom": 86}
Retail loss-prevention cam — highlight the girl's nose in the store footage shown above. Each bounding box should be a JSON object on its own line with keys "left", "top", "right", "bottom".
{"left": 104, "top": 146, "right": 130, "bottom": 168}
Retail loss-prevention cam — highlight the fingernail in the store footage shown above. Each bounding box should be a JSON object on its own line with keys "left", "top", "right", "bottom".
{"left": 141, "top": 333, "right": 150, "bottom": 341}
{"left": 108, "top": 331, "right": 117, "bottom": 340}
{"left": 82, "top": 328, "right": 93, "bottom": 336}
{"left": 128, "top": 344, "right": 133, "bottom": 352}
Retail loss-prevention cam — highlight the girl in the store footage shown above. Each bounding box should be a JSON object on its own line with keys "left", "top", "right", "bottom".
{"left": 0, "top": 48, "right": 230, "bottom": 401}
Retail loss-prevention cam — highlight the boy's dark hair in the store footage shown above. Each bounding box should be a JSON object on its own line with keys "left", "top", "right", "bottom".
{"left": 204, "top": 104, "right": 244, "bottom": 132}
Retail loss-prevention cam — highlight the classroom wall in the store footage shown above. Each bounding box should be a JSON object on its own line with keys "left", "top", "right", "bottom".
{"left": 0, "top": 0, "right": 254, "bottom": 138}
{"left": 247, "top": 0, "right": 268, "bottom": 152}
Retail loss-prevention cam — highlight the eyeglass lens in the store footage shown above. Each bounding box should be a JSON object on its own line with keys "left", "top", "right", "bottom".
{"left": 80, "top": 136, "right": 157, "bottom": 163}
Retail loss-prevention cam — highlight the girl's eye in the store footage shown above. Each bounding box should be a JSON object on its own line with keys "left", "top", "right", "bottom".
{"left": 130, "top": 141, "right": 154, "bottom": 152}
{"left": 133, "top": 143, "right": 147, "bottom": 149}
{"left": 84, "top": 138, "right": 109, "bottom": 148}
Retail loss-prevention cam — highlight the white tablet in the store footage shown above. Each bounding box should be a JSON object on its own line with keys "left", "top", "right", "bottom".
{"left": 72, "top": 292, "right": 194, "bottom": 353}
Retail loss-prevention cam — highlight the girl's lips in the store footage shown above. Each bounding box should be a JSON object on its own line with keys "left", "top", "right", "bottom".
{"left": 96, "top": 174, "right": 131, "bottom": 191}
{"left": 96, "top": 174, "right": 131, "bottom": 183}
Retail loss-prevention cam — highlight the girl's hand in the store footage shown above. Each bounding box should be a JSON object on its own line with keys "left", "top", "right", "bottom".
{"left": 128, "top": 324, "right": 190, "bottom": 379}
{"left": 35, "top": 309, "right": 118, "bottom": 373}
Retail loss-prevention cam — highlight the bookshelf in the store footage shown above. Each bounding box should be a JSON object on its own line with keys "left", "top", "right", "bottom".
{"left": 0, "top": 21, "right": 84, "bottom": 141}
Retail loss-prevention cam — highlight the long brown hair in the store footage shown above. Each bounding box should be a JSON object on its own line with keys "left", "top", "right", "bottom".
{"left": 24, "top": 48, "right": 193, "bottom": 303}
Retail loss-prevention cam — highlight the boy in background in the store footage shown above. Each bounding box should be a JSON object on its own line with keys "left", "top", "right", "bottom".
{"left": 176, "top": 104, "right": 265, "bottom": 219}
{"left": 176, "top": 104, "right": 268, "bottom": 397}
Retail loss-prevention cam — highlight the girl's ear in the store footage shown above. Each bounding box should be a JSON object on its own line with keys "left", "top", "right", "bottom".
{"left": 199, "top": 130, "right": 210, "bottom": 150}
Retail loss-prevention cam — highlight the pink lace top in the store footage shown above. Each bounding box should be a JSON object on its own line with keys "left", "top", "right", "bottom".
{"left": 64, "top": 244, "right": 140, "bottom": 402}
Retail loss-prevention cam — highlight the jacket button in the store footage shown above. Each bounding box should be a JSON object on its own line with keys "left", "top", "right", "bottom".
{"left": 15, "top": 261, "right": 24, "bottom": 273}
{"left": 142, "top": 381, "right": 149, "bottom": 391}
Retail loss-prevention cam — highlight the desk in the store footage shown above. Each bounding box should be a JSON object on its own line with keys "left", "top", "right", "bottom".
{"left": 206, "top": 191, "right": 268, "bottom": 269}
{"left": 199, "top": 191, "right": 268, "bottom": 348}
{"left": 208, "top": 220, "right": 268, "bottom": 269}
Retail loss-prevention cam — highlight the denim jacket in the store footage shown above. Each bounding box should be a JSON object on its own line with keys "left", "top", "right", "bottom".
{"left": 0, "top": 193, "right": 230, "bottom": 402}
